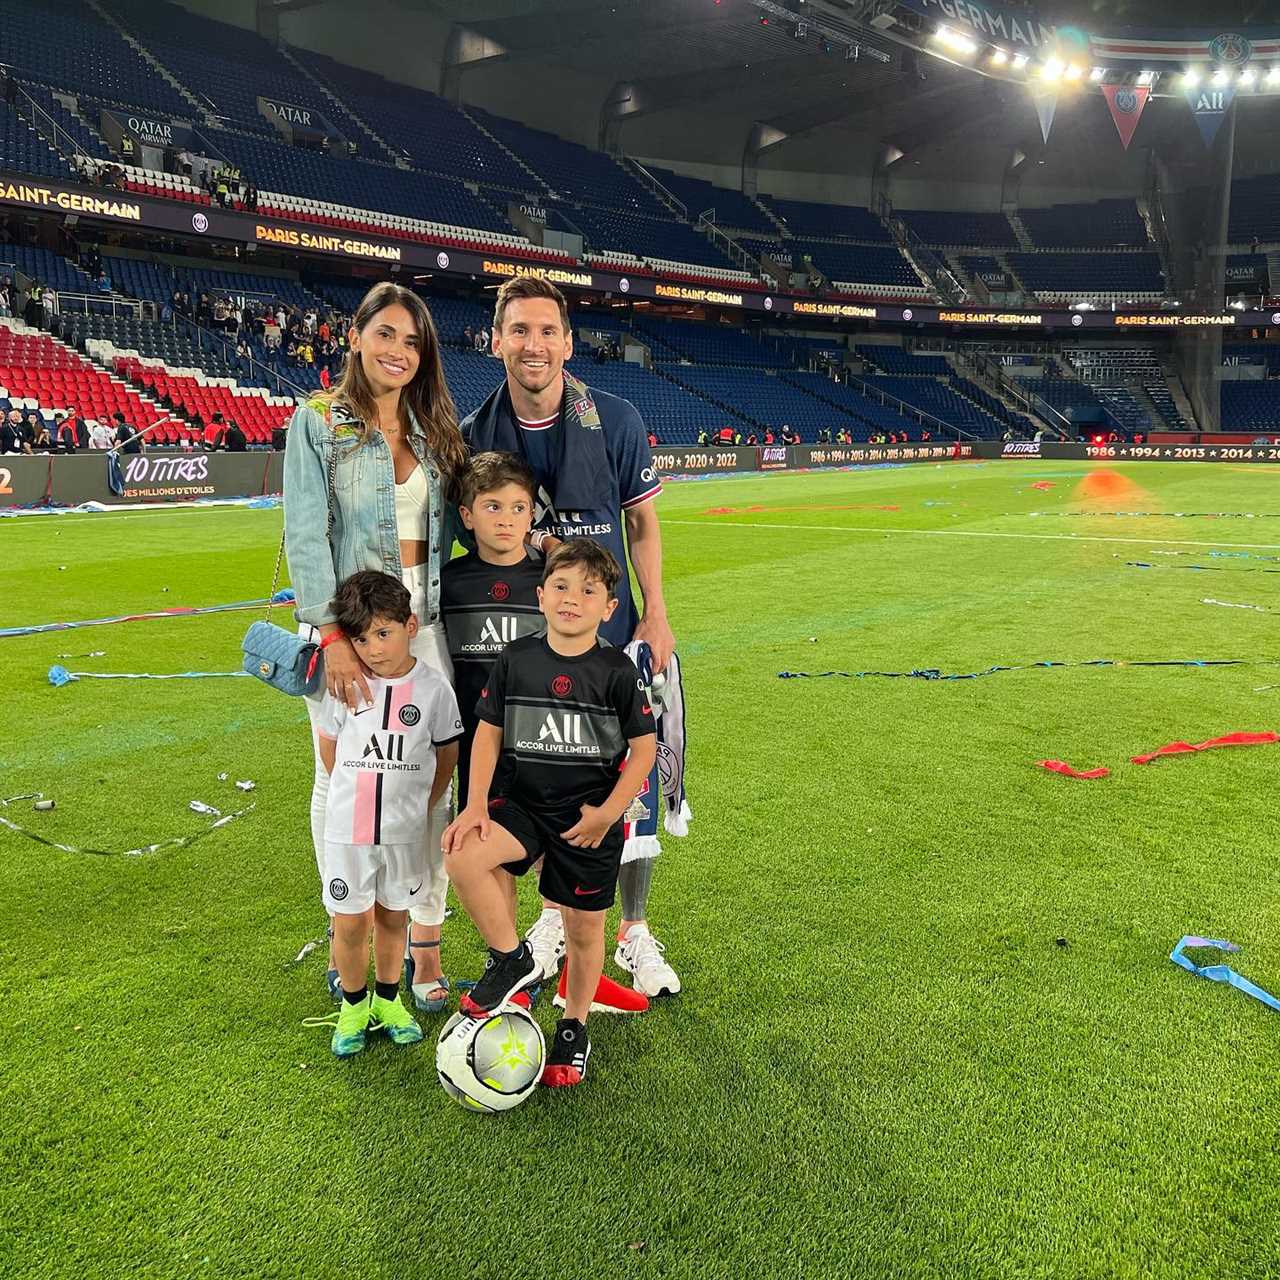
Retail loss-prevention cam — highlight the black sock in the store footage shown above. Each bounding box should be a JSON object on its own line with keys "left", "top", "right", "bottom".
{"left": 342, "top": 985, "right": 367, "bottom": 1005}
{"left": 374, "top": 980, "right": 398, "bottom": 1001}
{"left": 490, "top": 941, "right": 528, "bottom": 963}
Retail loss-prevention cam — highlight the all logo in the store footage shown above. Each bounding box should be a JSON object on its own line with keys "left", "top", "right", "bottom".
{"left": 480, "top": 616, "right": 519, "bottom": 645}
{"left": 491, "top": 581, "right": 510, "bottom": 602}
{"left": 551, "top": 674, "right": 574, "bottom": 698}
{"left": 329, "top": 878, "right": 349, "bottom": 901}
{"left": 399, "top": 704, "right": 421, "bottom": 727}
{"left": 362, "top": 732, "right": 406, "bottom": 761}
{"left": 539, "top": 711, "right": 583, "bottom": 744}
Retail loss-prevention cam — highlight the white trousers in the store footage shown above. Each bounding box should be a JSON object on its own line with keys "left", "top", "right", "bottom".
{"left": 303, "top": 561, "right": 454, "bottom": 926}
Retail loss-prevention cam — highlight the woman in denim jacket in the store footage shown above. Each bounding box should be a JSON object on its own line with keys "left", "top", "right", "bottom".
{"left": 284, "top": 281, "right": 467, "bottom": 1013}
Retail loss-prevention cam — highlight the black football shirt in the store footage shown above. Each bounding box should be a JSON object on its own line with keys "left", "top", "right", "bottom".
{"left": 475, "top": 634, "right": 655, "bottom": 812}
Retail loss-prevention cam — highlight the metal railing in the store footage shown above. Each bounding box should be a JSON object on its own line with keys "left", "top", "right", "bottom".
{"left": 52, "top": 291, "right": 144, "bottom": 319}
{"left": 169, "top": 311, "right": 310, "bottom": 400}
{"left": 844, "top": 372, "right": 977, "bottom": 442}
{"left": 7, "top": 78, "right": 96, "bottom": 171}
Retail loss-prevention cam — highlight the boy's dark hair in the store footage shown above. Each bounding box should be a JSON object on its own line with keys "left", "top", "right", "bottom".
{"left": 542, "top": 539, "right": 622, "bottom": 598}
{"left": 457, "top": 450, "right": 537, "bottom": 509}
{"left": 333, "top": 570, "right": 412, "bottom": 637}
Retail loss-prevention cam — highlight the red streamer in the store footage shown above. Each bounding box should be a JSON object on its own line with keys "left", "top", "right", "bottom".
{"left": 1130, "top": 732, "right": 1279, "bottom": 766}
{"left": 1036, "top": 760, "right": 1110, "bottom": 780}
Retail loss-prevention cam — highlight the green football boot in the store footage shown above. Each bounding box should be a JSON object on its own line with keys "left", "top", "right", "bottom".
{"left": 331, "top": 993, "right": 372, "bottom": 1058}
{"left": 370, "top": 992, "right": 424, "bottom": 1047}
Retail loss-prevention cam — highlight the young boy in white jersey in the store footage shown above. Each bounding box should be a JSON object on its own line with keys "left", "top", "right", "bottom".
{"left": 315, "top": 571, "right": 463, "bottom": 1058}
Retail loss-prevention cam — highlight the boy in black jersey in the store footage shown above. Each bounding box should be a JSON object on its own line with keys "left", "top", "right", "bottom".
{"left": 442, "top": 540, "right": 657, "bottom": 1087}
{"left": 441, "top": 452, "right": 545, "bottom": 809}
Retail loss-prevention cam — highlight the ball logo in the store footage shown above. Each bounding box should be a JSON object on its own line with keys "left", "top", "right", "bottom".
{"left": 619, "top": 277, "right": 630, "bottom": 293}
{"left": 1209, "top": 33, "right": 1251, "bottom": 65}
{"left": 436, "top": 251, "right": 450, "bottom": 269}
{"left": 1114, "top": 89, "right": 1139, "bottom": 114}
{"left": 329, "top": 878, "right": 349, "bottom": 902}
{"left": 191, "top": 213, "right": 209, "bottom": 233}
{"left": 902, "top": 308, "right": 914, "bottom": 321}
{"left": 491, "top": 581, "right": 510, "bottom": 602}
{"left": 399, "top": 704, "right": 421, "bottom": 727}
{"left": 551, "top": 674, "right": 573, "bottom": 698}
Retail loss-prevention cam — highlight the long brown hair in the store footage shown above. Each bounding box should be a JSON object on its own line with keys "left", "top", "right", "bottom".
{"left": 323, "top": 281, "right": 467, "bottom": 482}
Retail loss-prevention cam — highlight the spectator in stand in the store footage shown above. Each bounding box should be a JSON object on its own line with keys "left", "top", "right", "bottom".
{"left": 716, "top": 426, "right": 735, "bottom": 446}
{"left": 1, "top": 408, "right": 31, "bottom": 454}
{"left": 28, "top": 413, "right": 52, "bottom": 451}
{"left": 463, "top": 324, "right": 474, "bottom": 350}
{"left": 697, "top": 429, "right": 710, "bottom": 446}
{"left": 920, "top": 429, "right": 930, "bottom": 442}
{"left": 286, "top": 338, "right": 299, "bottom": 364}
{"left": 817, "top": 427, "right": 831, "bottom": 443}
{"left": 319, "top": 366, "right": 332, "bottom": 390}
{"left": 96, "top": 269, "right": 112, "bottom": 295}
{"left": 763, "top": 428, "right": 775, "bottom": 445}
{"left": 244, "top": 185, "right": 258, "bottom": 212}
{"left": 69, "top": 407, "right": 88, "bottom": 448}
{"left": 318, "top": 316, "right": 331, "bottom": 344}
{"left": 197, "top": 293, "right": 212, "bottom": 327}
{"left": 224, "top": 419, "right": 247, "bottom": 452}
{"left": 781, "top": 426, "right": 800, "bottom": 445}
{"left": 114, "top": 412, "right": 144, "bottom": 454}
{"left": 88, "top": 419, "right": 114, "bottom": 449}
{"left": 745, "top": 431, "right": 758, "bottom": 445}
{"left": 647, "top": 429, "right": 658, "bottom": 448}
{"left": 204, "top": 412, "right": 226, "bottom": 451}
{"left": 0, "top": 275, "right": 11, "bottom": 318}
{"left": 474, "top": 325, "right": 489, "bottom": 354}
{"left": 271, "top": 419, "right": 288, "bottom": 451}
{"left": 55, "top": 412, "right": 77, "bottom": 452}
{"left": 264, "top": 315, "right": 282, "bottom": 352}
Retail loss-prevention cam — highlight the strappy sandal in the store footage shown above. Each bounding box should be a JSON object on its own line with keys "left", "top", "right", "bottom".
{"left": 405, "top": 937, "right": 450, "bottom": 1014}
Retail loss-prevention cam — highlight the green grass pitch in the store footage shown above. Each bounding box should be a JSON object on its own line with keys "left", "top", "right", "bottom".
{"left": 3, "top": 459, "right": 1279, "bottom": 1279}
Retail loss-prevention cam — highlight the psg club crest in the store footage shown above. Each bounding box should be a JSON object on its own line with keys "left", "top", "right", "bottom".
{"left": 329, "top": 878, "right": 349, "bottom": 901}
{"left": 1209, "top": 33, "right": 1251, "bottom": 65}
{"left": 551, "top": 674, "right": 573, "bottom": 698}
{"left": 491, "top": 581, "right": 510, "bottom": 602}
{"left": 1114, "top": 89, "right": 1138, "bottom": 115}
{"left": 399, "top": 704, "right": 421, "bottom": 727}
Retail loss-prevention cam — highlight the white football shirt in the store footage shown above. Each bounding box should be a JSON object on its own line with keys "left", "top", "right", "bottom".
{"left": 316, "top": 659, "right": 463, "bottom": 845}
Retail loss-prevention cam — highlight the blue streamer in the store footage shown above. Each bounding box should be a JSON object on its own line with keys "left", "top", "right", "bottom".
{"left": 49, "top": 665, "right": 250, "bottom": 686}
{"left": 778, "top": 658, "right": 1270, "bottom": 681}
{"left": 1170, "top": 936, "right": 1280, "bottom": 1014}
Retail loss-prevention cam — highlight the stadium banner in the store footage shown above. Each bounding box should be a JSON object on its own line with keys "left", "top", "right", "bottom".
{"left": 648, "top": 446, "right": 756, "bottom": 476}
{"left": 1101, "top": 85, "right": 1149, "bottom": 150}
{"left": 256, "top": 97, "right": 336, "bottom": 144}
{"left": 794, "top": 443, "right": 976, "bottom": 467}
{"left": 0, "top": 452, "right": 285, "bottom": 507}
{"left": 897, "top": 0, "right": 1057, "bottom": 50}
{"left": 1089, "top": 30, "right": 1280, "bottom": 70}
{"left": 1183, "top": 84, "right": 1236, "bottom": 147}
{"left": 99, "top": 111, "right": 194, "bottom": 152}
{"left": 996, "top": 441, "right": 1280, "bottom": 463}
{"left": 757, "top": 444, "right": 790, "bottom": 471}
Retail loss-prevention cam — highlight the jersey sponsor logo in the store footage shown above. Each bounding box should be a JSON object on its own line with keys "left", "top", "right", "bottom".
{"left": 480, "top": 615, "right": 520, "bottom": 645}
{"left": 329, "top": 878, "right": 349, "bottom": 901}
{"left": 539, "top": 711, "right": 583, "bottom": 744}
{"left": 491, "top": 581, "right": 510, "bottom": 602}
{"left": 362, "top": 732, "right": 406, "bottom": 762}
{"left": 551, "top": 674, "right": 574, "bottom": 698}
{"left": 399, "top": 704, "right": 421, "bottom": 727}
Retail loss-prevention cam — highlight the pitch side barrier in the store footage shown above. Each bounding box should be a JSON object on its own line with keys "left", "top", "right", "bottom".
{"left": 7, "top": 440, "right": 1280, "bottom": 509}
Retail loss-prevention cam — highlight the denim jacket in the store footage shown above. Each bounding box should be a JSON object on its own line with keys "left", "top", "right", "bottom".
{"left": 283, "top": 398, "right": 450, "bottom": 628}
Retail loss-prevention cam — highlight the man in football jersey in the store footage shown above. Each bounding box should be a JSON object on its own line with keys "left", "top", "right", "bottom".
{"left": 461, "top": 275, "right": 681, "bottom": 998}
{"left": 442, "top": 540, "right": 657, "bottom": 1087}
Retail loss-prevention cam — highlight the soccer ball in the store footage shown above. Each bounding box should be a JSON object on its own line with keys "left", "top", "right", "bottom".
{"left": 436, "top": 1008, "right": 545, "bottom": 1113}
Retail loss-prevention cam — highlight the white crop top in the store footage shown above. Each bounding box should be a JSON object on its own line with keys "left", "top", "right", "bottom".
{"left": 394, "top": 465, "right": 428, "bottom": 542}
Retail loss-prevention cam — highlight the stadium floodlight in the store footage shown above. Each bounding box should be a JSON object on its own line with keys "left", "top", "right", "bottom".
{"left": 1136, "top": 70, "right": 1155, "bottom": 86}
{"left": 1182, "top": 68, "right": 1201, "bottom": 87}
{"left": 1269, "top": 66, "right": 1280, "bottom": 83}
{"left": 1065, "top": 63, "right": 1083, "bottom": 81}
{"left": 933, "top": 25, "right": 977, "bottom": 55}
{"left": 1040, "top": 57, "right": 1064, "bottom": 81}
{"left": 1212, "top": 67, "right": 1231, "bottom": 86}
{"left": 1089, "top": 66, "right": 1105, "bottom": 82}
{"left": 991, "top": 48, "right": 1008, "bottom": 66}
{"left": 1012, "top": 53, "right": 1028, "bottom": 70}
{"left": 1239, "top": 67, "right": 1256, "bottom": 86}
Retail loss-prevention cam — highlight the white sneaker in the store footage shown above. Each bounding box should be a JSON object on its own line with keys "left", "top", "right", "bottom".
{"left": 524, "top": 907, "right": 566, "bottom": 978}
{"left": 614, "top": 924, "right": 681, "bottom": 997}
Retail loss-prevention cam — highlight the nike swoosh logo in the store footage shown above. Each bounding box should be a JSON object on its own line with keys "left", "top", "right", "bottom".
{"left": 410, "top": 881, "right": 423, "bottom": 895}
{"left": 574, "top": 885, "right": 602, "bottom": 896}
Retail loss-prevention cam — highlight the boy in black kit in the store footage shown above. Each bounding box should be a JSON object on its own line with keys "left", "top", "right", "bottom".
{"left": 442, "top": 540, "right": 657, "bottom": 1088}
{"left": 441, "top": 452, "right": 545, "bottom": 807}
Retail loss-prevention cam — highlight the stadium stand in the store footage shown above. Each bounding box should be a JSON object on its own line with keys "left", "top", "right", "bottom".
{"left": 0, "top": 244, "right": 99, "bottom": 295}
{"left": 641, "top": 165, "right": 776, "bottom": 234}
{"left": 631, "top": 318, "right": 793, "bottom": 368}
{"left": 860, "top": 374, "right": 1005, "bottom": 438}
{"left": 896, "top": 209, "right": 1017, "bottom": 249}
{"left": 780, "top": 371, "right": 945, "bottom": 441}
{"left": 799, "top": 243, "right": 925, "bottom": 295}
{"left": 1223, "top": 342, "right": 1280, "bottom": 374}
{"left": 1227, "top": 174, "right": 1280, "bottom": 244}
{"left": 1019, "top": 198, "right": 1149, "bottom": 249}
{"left": 0, "top": 98, "right": 78, "bottom": 182}
{"left": 760, "top": 196, "right": 891, "bottom": 242}
{"left": 659, "top": 364, "right": 861, "bottom": 438}
{"left": 1008, "top": 252, "right": 1164, "bottom": 302}
{"left": 855, "top": 345, "right": 950, "bottom": 376}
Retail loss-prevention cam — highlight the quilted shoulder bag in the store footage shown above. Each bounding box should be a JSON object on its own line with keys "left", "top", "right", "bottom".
{"left": 241, "top": 421, "right": 339, "bottom": 695}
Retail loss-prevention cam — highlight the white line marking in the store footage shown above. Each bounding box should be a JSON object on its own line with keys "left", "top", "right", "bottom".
{"left": 663, "top": 518, "right": 1280, "bottom": 551}
{"left": 2, "top": 506, "right": 277, "bottom": 528}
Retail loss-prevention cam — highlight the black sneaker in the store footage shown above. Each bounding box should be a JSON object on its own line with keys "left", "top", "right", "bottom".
{"left": 542, "top": 1017, "right": 591, "bottom": 1087}
{"left": 458, "top": 942, "right": 541, "bottom": 1018}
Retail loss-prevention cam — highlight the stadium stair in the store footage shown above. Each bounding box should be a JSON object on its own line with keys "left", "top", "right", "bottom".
{"left": 278, "top": 45, "right": 400, "bottom": 166}
{"left": 1007, "top": 211, "right": 1035, "bottom": 252}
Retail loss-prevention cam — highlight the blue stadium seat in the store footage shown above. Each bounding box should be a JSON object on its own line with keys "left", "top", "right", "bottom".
{"left": 897, "top": 210, "right": 1017, "bottom": 249}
